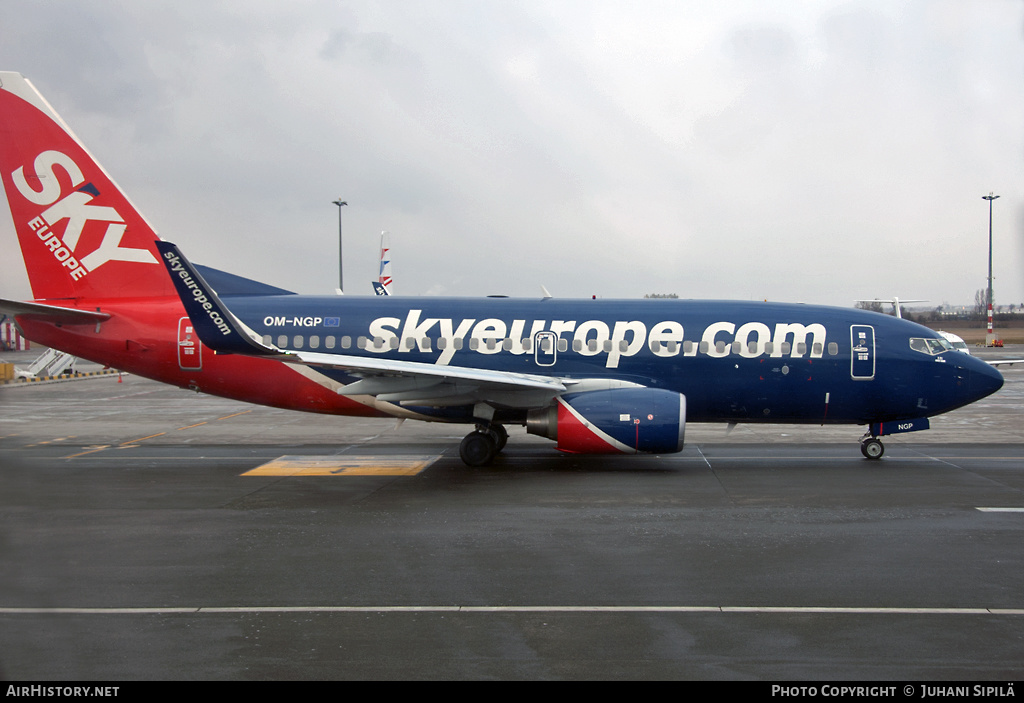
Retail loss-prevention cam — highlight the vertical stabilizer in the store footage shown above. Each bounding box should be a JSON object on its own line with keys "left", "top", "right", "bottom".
{"left": 0, "top": 72, "right": 168, "bottom": 301}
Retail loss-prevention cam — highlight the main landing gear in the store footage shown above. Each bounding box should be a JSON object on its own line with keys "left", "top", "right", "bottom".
{"left": 860, "top": 434, "right": 884, "bottom": 460}
{"left": 459, "top": 423, "right": 508, "bottom": 466}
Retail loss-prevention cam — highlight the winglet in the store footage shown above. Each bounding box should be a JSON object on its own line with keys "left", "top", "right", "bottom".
{"left": 155, "top": 241, "right": 283, "bottom": 357}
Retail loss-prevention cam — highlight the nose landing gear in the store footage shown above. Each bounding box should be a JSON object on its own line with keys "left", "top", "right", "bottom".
{"left": 860, "top": 435, "right": 884, "bottom": 460}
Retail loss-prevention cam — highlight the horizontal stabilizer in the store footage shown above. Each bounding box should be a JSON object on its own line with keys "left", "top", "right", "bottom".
{"left": 0, "top": 297, "right": 111, "bottom": 324}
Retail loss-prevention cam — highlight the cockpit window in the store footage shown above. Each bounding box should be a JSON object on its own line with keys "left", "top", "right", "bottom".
{"left": 909, "top": 337, "right": 954, "bottom": 355}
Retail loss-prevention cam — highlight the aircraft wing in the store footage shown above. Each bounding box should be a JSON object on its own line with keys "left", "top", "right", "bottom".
{"left": 156, "top": 241, "right": 566, "bottom": 407}
{"left": 0, "top": 297, "right": 111, "bottom": 324}
{"left": 987, "top": 359, "right": 1024, "bottom": 367}
{"left": 295, "top": 349, "right": 566, "bottom": 406}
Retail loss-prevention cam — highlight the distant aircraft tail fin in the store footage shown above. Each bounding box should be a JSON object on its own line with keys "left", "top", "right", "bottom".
{"left": 0, "top": 71, "right": 169, "bottom": 302}
{"left": 376, "top": 231, "right": 393, "bottom": 295}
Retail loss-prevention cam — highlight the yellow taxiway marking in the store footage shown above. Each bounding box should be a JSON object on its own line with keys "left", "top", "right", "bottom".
{"left": 25, "top": 435, "right": 77, "bottom": 448}
{"left": 119, "top": 432, "right": 166, "bottom": 447}
{"left": 217, "top": 410, "right": 252, "bottom": 421}
{"left": 244, "top": 455, "right": 440, "bottom": 476}
{"left": 64, "top": 445, "right": 113, "bottom": 459}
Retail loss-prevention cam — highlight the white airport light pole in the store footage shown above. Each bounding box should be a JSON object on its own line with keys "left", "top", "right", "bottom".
{"left": 333, "top": 199, "right": 347, "bottom": 294}
{"left": 983, "top": 192, "right": 999, "bottom": 346}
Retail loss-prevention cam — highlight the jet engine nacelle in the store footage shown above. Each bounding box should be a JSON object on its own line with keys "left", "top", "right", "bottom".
{"left": 526, "top": 388, "right": 686, "bottom": 455}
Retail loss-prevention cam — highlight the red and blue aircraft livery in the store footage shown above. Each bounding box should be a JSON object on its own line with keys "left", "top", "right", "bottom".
{"left": 0, "top": 70, "right": 1005, "bottom": 465}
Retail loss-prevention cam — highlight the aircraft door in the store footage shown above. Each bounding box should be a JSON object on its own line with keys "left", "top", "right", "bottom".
{"left": 850, "top": 325, "right": 875, "bottom": 380}
{"left": 178, "top": 317, "right": 202, "bottom": 370}
{"left": 534, "top": 331, "right": 557, "bottom": 367}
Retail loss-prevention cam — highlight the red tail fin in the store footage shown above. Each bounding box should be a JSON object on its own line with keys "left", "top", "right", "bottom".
{"left": 0, "top": 72, "right": 170, "bottom": 301}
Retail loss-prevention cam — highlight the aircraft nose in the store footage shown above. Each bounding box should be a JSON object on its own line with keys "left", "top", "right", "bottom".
{"left": 967, "top": 359, "right": 1004, "bottom": 401}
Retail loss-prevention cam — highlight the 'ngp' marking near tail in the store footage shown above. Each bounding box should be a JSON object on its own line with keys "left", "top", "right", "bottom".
{"left": 0, "top": 70, "right": 1006, "bottom": 467}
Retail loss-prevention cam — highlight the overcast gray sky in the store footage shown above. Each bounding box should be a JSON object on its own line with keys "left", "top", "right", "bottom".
{"left": 2, "top": 0, "right": 1022, "bottom": 309}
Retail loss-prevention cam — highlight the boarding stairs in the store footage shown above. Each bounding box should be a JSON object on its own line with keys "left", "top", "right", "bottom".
{"left": 20, "top": 347, "right": 77, "bottom": 378}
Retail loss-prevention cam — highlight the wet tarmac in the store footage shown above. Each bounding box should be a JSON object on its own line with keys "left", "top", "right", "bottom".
{"left": 1, "top": 349, "right": 1023, "bottom": 679}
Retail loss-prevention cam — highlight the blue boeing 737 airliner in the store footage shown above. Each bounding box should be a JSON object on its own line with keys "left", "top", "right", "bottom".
{"left": 0, "top": 71, "right": 1005, "bottom": 465}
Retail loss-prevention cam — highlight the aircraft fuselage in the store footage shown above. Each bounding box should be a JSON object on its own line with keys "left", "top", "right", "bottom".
{"left": 19, "top": 295, "right": 1003, "bottom": 428}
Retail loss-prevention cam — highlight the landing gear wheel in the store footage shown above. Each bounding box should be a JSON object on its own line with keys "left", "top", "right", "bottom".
{"left": 460, "top": 431, "right": 498, "bottom": 466}
{"left": 860, "top": 437, "right": 884, "bottom": 460}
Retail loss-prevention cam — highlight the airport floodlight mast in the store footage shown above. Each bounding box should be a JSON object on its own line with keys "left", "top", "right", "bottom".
{"left": 333, "top": 199, "right": 347, "bottom": 294}
{"left": 983, "top": 192, "right": 999, "bottom": 346}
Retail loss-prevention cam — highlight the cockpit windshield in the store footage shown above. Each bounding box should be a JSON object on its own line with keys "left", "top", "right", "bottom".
{"left": 909, "top": 337, "right": 955, "bottom": 355}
